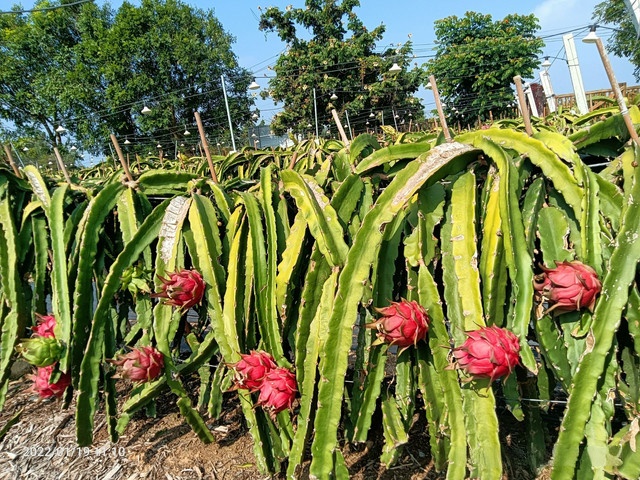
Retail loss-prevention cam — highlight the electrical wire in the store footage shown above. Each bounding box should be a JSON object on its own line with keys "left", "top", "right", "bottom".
{"left": 2, "top": 20, "right": 621, "bottom": 153}
{"left": 0, "top": 0, "right": 93, "bottom": 15}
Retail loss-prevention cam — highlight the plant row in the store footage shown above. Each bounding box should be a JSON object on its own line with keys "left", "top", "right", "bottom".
{"left": 1, "top": 105, "right": 640, "bottom": 479}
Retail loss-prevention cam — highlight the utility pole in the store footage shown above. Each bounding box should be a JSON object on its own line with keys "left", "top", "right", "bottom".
{"left": 562, "top": 33, "right": 589, "bottom": 114}
{"left": 524, "top": 83, "right": 540, "bottom": 117}
{"left": 313, "top": 88, "right": 319, "bottom": 139}
{"left": 540, "top": 68, "right": 557, "bottom": 113}
{"left": 345, "top": 110, "right": 353, "bottom": 140}
{"left": 220, "top": 75, "right": 237, "bottom": 152}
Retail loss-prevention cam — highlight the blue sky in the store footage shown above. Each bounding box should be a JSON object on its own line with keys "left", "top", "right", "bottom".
{"left": 9, "top": 0, "right": 638, "bottom": 123}
{"left": 214, "top": 0, "right": 636, "bottom": 120}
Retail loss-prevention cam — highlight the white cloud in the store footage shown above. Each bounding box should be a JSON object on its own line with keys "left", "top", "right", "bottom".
{"left": 533, "top": 0, "right": 598, "bottom": 33}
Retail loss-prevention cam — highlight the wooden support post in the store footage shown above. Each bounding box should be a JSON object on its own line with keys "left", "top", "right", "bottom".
{"left": 429, "top": 75, "right": 452, "bottom": 142}
{"left": 110, "top": 134, "right": 135, "bottom": 183}
{"left": 591, "top": 36, "right": 640, "bottom": 146}
{"left": 514, "top": 75, "right": 533, "bottom": 136}
{"left": 331, "top": 109, "right": 350, "bottom": 145}
{"left": 3, "top": 144, "right": 22, "bottom": 177}
{"left": 53, "top": 147, "right": 73, "bottom": 185}
{"left": 194, "top": 111, "right": 219, "bottom": 183}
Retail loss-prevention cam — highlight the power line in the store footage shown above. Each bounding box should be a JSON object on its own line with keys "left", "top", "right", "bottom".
{"left": 0, "top": 0, "right": 93, "bottom": 15}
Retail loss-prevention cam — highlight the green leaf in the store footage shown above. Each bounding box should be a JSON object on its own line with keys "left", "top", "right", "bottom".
{"left": 310, "top": 142, "right": 477, "bottom": 478}
{"left": 551, "top": 146, "right": 640, "bottom": 479}
{"left": 71, "top": 182, "right": 126, "bottom": 374}
{"left": 76, "top": 199, "right": 171, "bottom": 445}
{"left": 355, "top": 141, "right": 432, "bottom": 174}
{"left": 280, "top": 170, "right": 349, "bottom": 268}
{"left": 239, "top": 191, "right": 285, "bottom": 364}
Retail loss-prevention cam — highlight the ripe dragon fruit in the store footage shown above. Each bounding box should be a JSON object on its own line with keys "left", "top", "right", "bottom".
{"left": 16, "top": 336, "right": 63, "bottom": 367}
{"left": 533, "top": 260, "right": 601, "bottom": 314}
{"left": 230, "top": 350, "right": 277, "bottom": 392}
{"left": 256, "top": 367, "right": 297, "bottom": 416}
{"left": 366, "top": 299, "right": 429, "bottom": 348}
{"left": 32, "top": 314, "right": 57, "bottom": 338}
{"left": 109, "top": 346, "right": 164, "bottom": 383}
{"left": 31, "top": 364, "right": 71, "bottom": 399}
{"left": 151, "top": 269, "right": 205, "bottom": 310}
{"left": 451, "top": 326, "right": 521, "bottom": 382}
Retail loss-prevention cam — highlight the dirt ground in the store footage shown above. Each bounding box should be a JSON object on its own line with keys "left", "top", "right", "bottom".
{"left": 0, "top": 371, "right": 541, "bottom": 480}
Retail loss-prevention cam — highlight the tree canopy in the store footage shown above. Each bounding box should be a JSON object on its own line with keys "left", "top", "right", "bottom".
{"left": 258, "top": 0, "right": 424, "bottom": 136}
{"left": 593, "top": 0, "right": 640, "bottom": 81}
{"left": 425, "top": 12, "right": 544, "bottom": 126}
{"left": 0, "top": 0, "right": 254, "bottom": 155}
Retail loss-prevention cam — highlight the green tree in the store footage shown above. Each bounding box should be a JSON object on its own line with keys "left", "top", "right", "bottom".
{"left": 0, "top": 1, "right": 110, "bottom": 150}
{"left": 425, "top": 12, "right": 544, "bottom": 126}
{"left": 593, "top": 0, "right": 640, "bottom": 81}
{"left": 258, "top": 0, "right": 424, "bottom": 136}
{"left": 98, "top": 0, "right": 254, "bottom": 153}
{"left": 1, "top": 0, "right": 254, "bottom": 154}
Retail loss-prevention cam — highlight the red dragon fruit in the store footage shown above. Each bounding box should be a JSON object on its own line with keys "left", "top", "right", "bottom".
{"left": 230, "top": 350, "right": 277, "bottom": 392}
{"left": 31, "top": 364, "right": 71, "bottom": 399}
{"left": 533, "top": 260, "right": 601, "bottom": 314}
{"left": 256, "top": 367, "right": 297, "bottom": 416}
{"left": 109, "top": 346, "right": 164, "bottom": 383}
{"left": 367, "top": 300, "right": 429, "bottom": 348}
{"left": 451, "top": 326, "right": 521, "bottom": 382}
{"left": 151, "top": 269, "right": 205, "bottom": 311}
{"left": 32, "top": 314, "right": 57, "bottom": 338}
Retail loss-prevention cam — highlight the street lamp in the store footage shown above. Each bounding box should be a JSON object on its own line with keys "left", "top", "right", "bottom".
{"left": 582, "top": 25, "right": 599, "bottom": 43}
{"left": 582, "top": 25, "right": 639, "bottom": 145}
{"left": 248, "top": 80, "right": 260, "bottom": 90}
{"left": 541, "top": 56, "right": 552, "bottom": 69}
{"left": 389, "top": 63, "right": 402, "bottom": 73}
{"left": 55, "top": 125, "right": 66, "bottom": 133}
{"left": 330, "top": 92, "right": 338, "bottom": 101}
{"left": 141, "top": 106, "right": 152, "bottom": 115}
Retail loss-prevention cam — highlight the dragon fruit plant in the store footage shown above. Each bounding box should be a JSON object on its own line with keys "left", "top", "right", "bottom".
{"left": 451, "top": 326, "right": 521, "bottom": 382}
{"left": 230, "top": 350, "right": 297, "bottom": 416}
{"left": 230, "top": 350, "right": 278, "bottom": 391}
{"left": 256, "top": 367, "right": 298, "bottom": 417}
{"left": 30, "top": 364, "right": 71, "bottom": 399}
{"left": 31, "top": 314, "right": 56, "bottom": 338}
{"left": 366, "top": 300, "right": 430, "bottom": 348}
{"left": 151, "top": 268, "right": 205, "bottom": 311}
{"left": 533, "top": 260, "right": 601, "bottom": 314}
{"left": 109, "top": 346, "right": 164, "bottom": 383}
